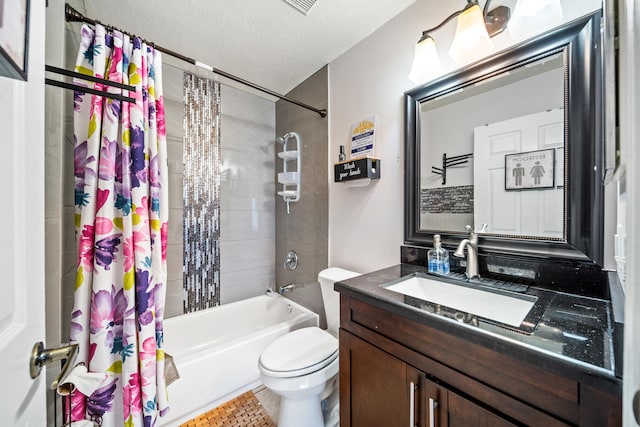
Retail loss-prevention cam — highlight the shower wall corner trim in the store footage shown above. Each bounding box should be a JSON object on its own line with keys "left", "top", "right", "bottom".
{"left": 183, "top": 72, "right": 222, "bottom": 313}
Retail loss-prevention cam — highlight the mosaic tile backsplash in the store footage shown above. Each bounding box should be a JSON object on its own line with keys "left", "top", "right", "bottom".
{"left": 421, "top": 185, "right": 474, "bottom": 214}
{"left": 183, "top": 72, "right": 222, "bottom": 312}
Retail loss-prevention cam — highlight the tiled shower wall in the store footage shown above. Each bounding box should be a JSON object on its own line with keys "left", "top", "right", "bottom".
{"left": 218, "top": 85, "right": 277, "bottom": 305}
{"left": 163, "top": 64, "right": 186, "bottom": 317}
{"left": 182, "top": 73, "right": 222, "bottom": 312}
{"left": 275, "top": 66, "right": 329, "bottom": 328}
{"left": 163, "top": 64, "right": 277, "bottom": 317}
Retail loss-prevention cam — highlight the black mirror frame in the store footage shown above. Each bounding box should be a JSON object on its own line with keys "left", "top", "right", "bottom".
{"left": 404, "top": 12, "right": 603, "bottom": 266}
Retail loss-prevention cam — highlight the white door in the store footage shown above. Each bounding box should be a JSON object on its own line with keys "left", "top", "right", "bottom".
{"left": 619, "top": 0, "right": 640, "bottom": 425}
{"left": 474, "top": 109, "right": 564, "bottom": 238}
{"left": 0, "top": 1, "right": 47, "bottom": 425}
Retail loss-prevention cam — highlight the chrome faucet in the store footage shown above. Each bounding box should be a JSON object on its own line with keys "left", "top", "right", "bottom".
{"left": 278, "top": 283, "right": 295, "bottom": 294}
{"left": 453, "top": 224, "right": 486, "bottom": 280}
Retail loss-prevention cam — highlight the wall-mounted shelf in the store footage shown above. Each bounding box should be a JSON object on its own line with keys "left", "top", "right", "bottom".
{"left": 277, "top": 171, "right": 299, "bottom": 185}
{"left": 277, "top": 132, "right": 301, "bottom": 214}
{"left": 278, "top": 150, "right": 299, "bottom": 161}
{"left": 277, "top": 190, "right": 298, "bottom": 198}
{"left": 334, "top": 156, "right": 380, "bottom": 184}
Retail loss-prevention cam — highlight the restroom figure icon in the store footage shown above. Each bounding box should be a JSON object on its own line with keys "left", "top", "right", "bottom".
{"left": 512, "top": 163, "right": 525, "bottom": 186}
{"left": 530, "top": 161, "right": 546, "bottom": 185}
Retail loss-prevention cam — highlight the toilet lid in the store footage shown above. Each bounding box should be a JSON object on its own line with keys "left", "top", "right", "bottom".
{"left": 259, "top": 327, "right": 338, "bottom": 377}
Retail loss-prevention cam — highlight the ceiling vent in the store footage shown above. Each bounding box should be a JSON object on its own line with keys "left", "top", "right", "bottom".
{"left": 283, "top": 0, "right": 317, "bottom": 15}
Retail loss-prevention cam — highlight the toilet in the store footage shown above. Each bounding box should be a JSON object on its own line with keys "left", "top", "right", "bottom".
{"left": 258, "top": 267, "right": 360, "bottom": 427}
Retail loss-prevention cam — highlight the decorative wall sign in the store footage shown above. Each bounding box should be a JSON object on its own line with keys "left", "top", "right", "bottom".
{"left": 350, "top": 116, "right": 376, "bottom": 159}
{"left": 0, "top": 0, "right": 29, "bottom": 80}
{"left": 334, "top": 157, "right": 380, "bottom": 183}
{"left": 505, "top": 148, "right": 555, "bottom": 190}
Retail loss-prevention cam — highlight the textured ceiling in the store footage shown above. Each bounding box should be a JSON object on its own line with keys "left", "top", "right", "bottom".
{"left": 68, "top": 0, "right": 416, "bottom": 95}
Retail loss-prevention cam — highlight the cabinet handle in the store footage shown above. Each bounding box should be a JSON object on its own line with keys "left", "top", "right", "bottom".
{"left": 409, "top": 381, "right": 416, "bottom": 427}
{"left": 429, "top": 397, "right": 438, "bottom": 427}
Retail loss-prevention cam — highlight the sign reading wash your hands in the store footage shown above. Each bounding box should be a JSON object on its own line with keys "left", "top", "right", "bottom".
{"left": 334, "top": 157, "right": 380, "bottom": 183}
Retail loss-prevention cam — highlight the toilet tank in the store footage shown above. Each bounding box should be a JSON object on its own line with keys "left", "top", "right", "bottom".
{"left": 318, "top": 267, "right": 360, "bottom": 336}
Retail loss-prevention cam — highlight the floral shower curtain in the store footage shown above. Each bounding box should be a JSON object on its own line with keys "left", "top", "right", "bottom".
{"left": 70, "top": 23, "right": 169, "bottom": 426}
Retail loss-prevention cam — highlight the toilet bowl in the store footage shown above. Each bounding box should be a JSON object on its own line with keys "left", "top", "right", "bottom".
{"left": 258, "top": 267, "right": 360, "bottom": 427}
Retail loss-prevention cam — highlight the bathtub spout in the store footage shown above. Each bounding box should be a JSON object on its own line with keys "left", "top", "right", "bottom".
{"left": 279, "top": 283, "right": 295, "bottom": 294}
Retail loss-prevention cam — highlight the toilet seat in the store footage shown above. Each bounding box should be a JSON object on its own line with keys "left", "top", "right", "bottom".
{"left": 259, "top": 327, "right": 338, "bottom": 378}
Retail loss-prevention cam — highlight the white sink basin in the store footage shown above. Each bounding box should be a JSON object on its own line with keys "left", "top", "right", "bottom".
{"left": 383, "top": 275, "right": 536, "bottom": 327}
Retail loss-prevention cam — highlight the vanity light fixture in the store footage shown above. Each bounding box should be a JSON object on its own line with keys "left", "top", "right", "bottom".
{"left": 409, "top": 0, "right": 510, "bottom": 84}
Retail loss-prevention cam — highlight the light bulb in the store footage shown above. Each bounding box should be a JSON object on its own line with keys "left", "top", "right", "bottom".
{"left": 408, "top": 35, "right": 443, "bottom": 84}
{"left": 448, "top": 3, "right": 494, "bottom": 65}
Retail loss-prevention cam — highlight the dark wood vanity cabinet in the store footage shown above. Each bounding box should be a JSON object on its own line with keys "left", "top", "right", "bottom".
{"left": 342, "top": 331, "right": 521, "bottom": 427}
{"left": 339, "top": 294, "right": 621, "bottom": 427}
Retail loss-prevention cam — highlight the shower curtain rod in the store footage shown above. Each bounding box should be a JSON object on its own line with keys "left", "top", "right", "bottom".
{"left": 64, "top": 4, "right": 328, "bottom": 118}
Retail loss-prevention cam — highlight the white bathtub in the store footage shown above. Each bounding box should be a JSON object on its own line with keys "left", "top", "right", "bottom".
{"left": 160, "top": 294, "right": 319, "bottom": 426}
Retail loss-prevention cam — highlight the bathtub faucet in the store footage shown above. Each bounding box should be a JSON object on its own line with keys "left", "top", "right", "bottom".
{"left": 278, "top": 283, "right": 295, "bottom": 295}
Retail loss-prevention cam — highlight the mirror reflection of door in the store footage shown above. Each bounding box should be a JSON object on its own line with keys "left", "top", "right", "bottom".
{"left": 474, "top": 109, "right": 564, "bottom": 239}
{"left": 418, "top": 52, "right": 564, "bottom": 237}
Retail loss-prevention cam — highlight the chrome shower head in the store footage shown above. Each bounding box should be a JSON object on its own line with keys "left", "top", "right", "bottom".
{"left": 276, "top": 136, "right": 285, "bottom": 145}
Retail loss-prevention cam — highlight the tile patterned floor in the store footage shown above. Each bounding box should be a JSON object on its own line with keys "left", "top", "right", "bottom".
{"left": 179, "top": 391, "right": 276, "bottom": 427}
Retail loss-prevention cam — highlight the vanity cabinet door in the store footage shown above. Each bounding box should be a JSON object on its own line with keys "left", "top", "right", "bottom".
{"left": 421, "top": 376, "right": 516, "bottom": 427}
{"left": 341, "top": 332, "right": 414, "bottom": 427}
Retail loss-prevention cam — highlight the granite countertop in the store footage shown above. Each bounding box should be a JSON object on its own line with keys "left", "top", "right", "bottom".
{"left": 335, "top": 263, "right": 622, "bottom": 389}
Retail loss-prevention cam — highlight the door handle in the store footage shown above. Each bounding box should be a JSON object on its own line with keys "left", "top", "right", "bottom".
{"left": 29, "top": 341, "right": 79, "bottom": 389}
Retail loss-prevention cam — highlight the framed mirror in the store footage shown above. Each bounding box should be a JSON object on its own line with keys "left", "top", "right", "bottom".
{"left": 404, "top": 12, "right": 603, "bottom": 265}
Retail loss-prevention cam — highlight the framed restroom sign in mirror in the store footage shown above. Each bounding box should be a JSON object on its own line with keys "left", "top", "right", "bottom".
{"left": 504, "top": 148, "right": 555, "bottom": 191}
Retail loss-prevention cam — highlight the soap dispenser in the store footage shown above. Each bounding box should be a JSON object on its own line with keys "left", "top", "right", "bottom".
{"left": 428, "top": 234, "right": 450, "bottom": 274}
